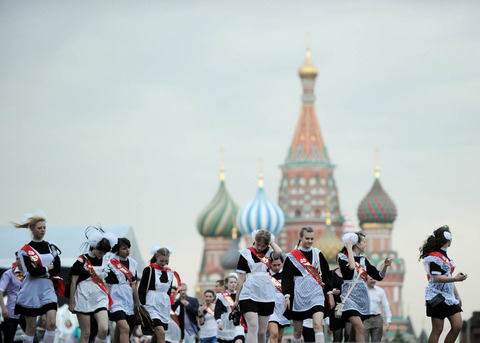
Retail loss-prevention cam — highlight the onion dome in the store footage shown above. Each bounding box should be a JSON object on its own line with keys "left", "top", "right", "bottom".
{"left": 221, "top": 227, "right": 240, "bottom": 271}
{"left": 237, "top": 173, "right": 285, "bottom": 235}
{"left": 298, "top": 48, "right": 318, "bottom": 79}
{"left": 357, "top": 166, "right": 397, "bottom": 225}
{"left": 197, "top": 166, "right": 240, "bottom": 238}
{"left": 315, "top": 212, "right": 344, "bottom": 264}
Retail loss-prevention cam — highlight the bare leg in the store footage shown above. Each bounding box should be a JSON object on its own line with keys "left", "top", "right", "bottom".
{"left": 153, "top": 325, "right": 165, "bottom": 343}
{"left": 268, "top": 322, "right": 279, "bottom": 343}
{"left": 428, "top": 317, "right": 445, "bottom": 343}
{"left": 348, "top": 316, "right": 364, "bottom": 343}
{"left": 445, "top": 312, "right": 462, "bottom": 343}
{"left": 76, "top": 314, "right": 92, "bottom": 343}
{"left": 292, "top": 320, "right": 303, "bottom": 341}
{"left": 114, "top": 319, "right": 131, "bottom": 343}
{"left": 93, "top": 310, "right": 109, "bottom": 341}
{"left": 21, "top": 316, "right": 37, "bottom": 343}
{"left": 278, "top": 327, "right": 285, "bottom": 343}
{"left": 43, "top": 311, "right": 57, "bottom": 343}
{"left": 312, "top": 312, "right": 325, "bottom": 343}
{"left": 23, "top": 316, "right": 37, "bottom": 337}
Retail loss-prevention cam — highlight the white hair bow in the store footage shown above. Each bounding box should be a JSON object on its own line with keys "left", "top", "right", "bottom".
{"left": 87, "top": 229, "right": 117, "bottom": 249}
{"left": 342, "top": 232, "right": 358, "bottom": 245}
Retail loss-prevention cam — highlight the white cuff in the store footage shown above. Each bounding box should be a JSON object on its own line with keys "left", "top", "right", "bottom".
{"left": 216, "top": 319, "right": 222, "bottom": 324}
{"left": 284, "top": 294, "right": 290, "bottom": 298}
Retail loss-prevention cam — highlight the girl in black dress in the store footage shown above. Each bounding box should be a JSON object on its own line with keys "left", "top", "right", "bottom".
{"left": 69, "top": 228, "right": 117, "bottom": 343}
{"left": 419, "top": 225, "right": 467, "bottom": 343}
{"left": 337, "top": 232, "right": 391, "bottom": 343}
{"left": 13, "top": 211, "right": 61, "bottom": 343}
{"left": 282, "top": 227, "right": 334, "bottom": 343}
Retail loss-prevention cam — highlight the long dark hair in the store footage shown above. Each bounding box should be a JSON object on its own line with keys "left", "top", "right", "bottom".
{"left": 419, "top": 225, "right": 451, "bottom": 260}
{"left": 339, "top": 231, "right": 365, "bottom": 254}
{"left": 204, "top": 289, "right": 215, "bottom": 297}
{"left": 94, "top": 239, "right": 112, "bottom": 253}
{"left": 112, "top": 237, "right": 131, "bottom": 254}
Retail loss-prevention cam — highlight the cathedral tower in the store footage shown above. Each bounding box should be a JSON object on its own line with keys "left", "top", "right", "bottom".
{"left": 358, "top": 162, "right": 407, "bottom": 334}
{"left": 278, "top": 48, "right": 343, "bottom": 252}
{"left": 196, "top": 163, "right": 239, "bottom": 296}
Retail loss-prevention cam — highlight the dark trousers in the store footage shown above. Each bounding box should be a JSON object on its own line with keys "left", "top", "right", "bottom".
{"left": 2, "top": 318, "right": 21, "bottom": 343}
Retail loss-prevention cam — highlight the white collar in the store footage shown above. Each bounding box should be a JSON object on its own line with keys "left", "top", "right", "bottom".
{"left": 115, "top": 254, "right": 128, "bottom": 261}
{"left": 299, "top": 247, "right": 312, "bottom": 252}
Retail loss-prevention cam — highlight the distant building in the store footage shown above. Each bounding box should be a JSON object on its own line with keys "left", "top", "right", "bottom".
{"left": 278, "top": 48, "right": 344, "bottom": 252}
{"left": 196, "top": 166, "right": 239, "bottom": 296}
{"left": 196, "top": 48, "right": 413, "bottom": 342}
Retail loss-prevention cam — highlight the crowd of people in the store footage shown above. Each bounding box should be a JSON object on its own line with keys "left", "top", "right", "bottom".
{"left": 0, "top": 211, "right": 468, "bottom": 343}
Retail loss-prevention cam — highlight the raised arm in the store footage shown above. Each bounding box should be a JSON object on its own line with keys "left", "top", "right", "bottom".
{"left": 270, "top": 241, "right": 282, "bottom": 259}
{"left": 234, "top": 273, "right": 246, "bottom": 309}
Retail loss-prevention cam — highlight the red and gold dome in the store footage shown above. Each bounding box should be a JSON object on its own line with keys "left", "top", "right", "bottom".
{"left": 357, "top": 167, "right": 397, "bottom": 225}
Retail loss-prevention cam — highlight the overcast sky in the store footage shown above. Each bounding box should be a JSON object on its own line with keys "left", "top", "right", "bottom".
{"left": 1, "top": 1, "right": 479, "bottom": 338}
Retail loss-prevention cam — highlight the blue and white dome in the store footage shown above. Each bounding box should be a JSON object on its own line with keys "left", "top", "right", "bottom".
{"left": 237, "top": 174, "right": 285, "bottom": 235}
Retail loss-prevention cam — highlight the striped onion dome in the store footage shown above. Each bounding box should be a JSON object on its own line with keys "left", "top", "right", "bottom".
{"left": 357, "top": 167, "right": 397, "bottom": 225}
{"left": 236, "top": 173, "right": 285, "bottom": 235}
{"left": 221, "top": 227, "right": 240, "bottom": 271}
{"left": 315, "top": 213, "right": 343, "bottom": 264}
{"left": 197, "top": 167, "right": 240, "bottom": 238}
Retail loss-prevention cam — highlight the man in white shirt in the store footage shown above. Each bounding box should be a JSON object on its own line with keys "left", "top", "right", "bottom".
{"left": 364, "top": 275, "right": 392, "bottom": 342}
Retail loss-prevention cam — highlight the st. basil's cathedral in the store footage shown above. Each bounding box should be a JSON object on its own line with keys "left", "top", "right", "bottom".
{"left": 196, "top": 48, "right": 414, "bottom": 340}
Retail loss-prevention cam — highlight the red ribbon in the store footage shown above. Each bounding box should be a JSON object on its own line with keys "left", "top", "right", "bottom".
{"left": 170, "top": 309, "right": 181, "bottom": 328}
{"left": 291, "top": 249, "right": 324, "bottom": 288}
{"left": 205, "top": 305, "right": 215, "bottom": 317}
{"left": 269, "top": 272, "right": 283, "bottom": 295}
{"left": 21, "top": 244, "right": 63, "bottom": 294}
{"left": 427, "top": 252, "right": 455, "bottom": 280}
{"left": 247, "top": 246, "right": 271, "bottom": 267}
{"left": 344, "top": 254, "right": 368, "bottom": 283}
{"left": 149, "top": 263, "right": 181, "bottom": 305}
{"left": 111, "top": 258, "right": 134, "bottom": 286}
{"left": 82, "top": 255, "right": 113, "bottom": 306}
{"left": 221, "top": 291, "right": 248, "bottom": 332}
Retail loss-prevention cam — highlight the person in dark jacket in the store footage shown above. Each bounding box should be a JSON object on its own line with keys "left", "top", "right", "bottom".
{"left": 173, "top": 283, "right": 199, "bottom": 343}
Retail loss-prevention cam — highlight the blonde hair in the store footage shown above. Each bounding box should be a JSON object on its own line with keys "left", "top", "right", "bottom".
{"left": 254, "top": 229, "right": 271, "bottom": 246}
{"left": 150, "top": 247, "right": 171, "bottom": 263}
{"left": 12, "top": 215, "right": 46, "bottom": 230}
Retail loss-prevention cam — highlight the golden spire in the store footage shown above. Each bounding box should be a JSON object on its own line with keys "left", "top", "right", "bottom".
{"left": 232, "top": 226, "right": 237, "bottom": 240}
{"left": 220, "top": 148, "right": 225, "bottom": 181}
{"left": 326, "top": 211, "right": 331, "bottom": 226}
{"left": 326, "top": 197, "right": 331, "bottom": 226}
{"left": 374, "top": 147, "right": 380, "bottom": 179}
{"left": 298, "top": 44, "right": 318, "bottom": 79}
{"left": 258, "top": 157, "right": 264, "bottom": 188}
